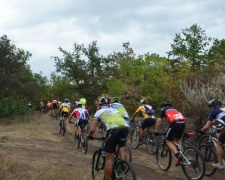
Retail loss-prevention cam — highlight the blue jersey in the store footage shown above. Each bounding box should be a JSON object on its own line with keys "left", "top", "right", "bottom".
{"left": 208, "top": 107, "right": 225, "bottom": 126}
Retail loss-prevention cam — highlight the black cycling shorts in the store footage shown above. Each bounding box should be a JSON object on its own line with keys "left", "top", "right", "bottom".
{"left": 166, "top": 122, "right": 185, "bottom": 141}
{"left": 52, "top": 103, "right": 58, "bottom": 109}
{"left": 104, "top": 128, "right": 129, "bottom": 154}
{"left": 218, "top": 129, "right": 225, "bottom": 143}
{"left": 61, "top": 111, "right": 69, "bottom": 117}
{"left": 141, "top": 118, "right": 156, "bottom": 129}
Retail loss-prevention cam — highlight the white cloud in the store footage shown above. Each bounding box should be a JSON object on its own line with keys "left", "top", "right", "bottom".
{"left": 0, "top": 0, "right": 225, "bottom": 78}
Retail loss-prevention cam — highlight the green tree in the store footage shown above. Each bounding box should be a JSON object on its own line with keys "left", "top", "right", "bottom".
{"left": 167, "top": 24, "right": 212, "bottom": 72}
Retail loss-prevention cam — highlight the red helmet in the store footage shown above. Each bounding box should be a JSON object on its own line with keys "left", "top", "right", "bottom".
{"left": 99, "top": 97, "right": 110, "bottom": 105}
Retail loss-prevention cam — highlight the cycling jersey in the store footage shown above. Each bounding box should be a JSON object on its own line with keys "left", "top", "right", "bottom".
{"left": 208, "top": 107, "right": 225, "bottom": 126}
{"left": 159, "top": 107, "right": 185, "bottom": 124}
{"left": 94, "top": 108, "right": 129, "bottom": 130}
{"left": 135, "top": 105, "right": 155, "bottom": 119}
{"left": 70, "top": 107, "right": 89, "bottom": 121}
{"left": 39, "top": 102, "right": 45, "bottom": 108}
{"left": 110, "top": 102, "right": 130, "bottom": 125}
{"left": 59, "top": 103, "right": 71, "bottom": 113}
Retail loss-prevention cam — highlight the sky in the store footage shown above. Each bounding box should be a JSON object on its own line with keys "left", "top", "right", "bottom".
{"left": 1, "top": 0, "right": 225, "bottom": 79}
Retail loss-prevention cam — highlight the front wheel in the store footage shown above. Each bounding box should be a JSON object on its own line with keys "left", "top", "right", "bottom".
{"left": 146, "top": 134, "right": 158, "bottom": 155}
{"left": 92, "top": 150, "right": 105, "bottom": 180}
{"left": 156, "top": 142, "right": 172, "bottom": 171}
{"left": 115, "top": 159, "right": 137, "bottom": 180}
{"left": 198, "top": 144, "right": 217, "bottom": 176}
{"left": 181, "top": 146, "right": 206, "bottom": 180}
{"left": 130, "top": 129, "right": 139, "bottom": 149}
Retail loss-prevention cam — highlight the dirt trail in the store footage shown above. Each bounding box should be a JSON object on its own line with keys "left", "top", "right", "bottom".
{"left": 0, "top": 113, "right": 224, "bottom": 180}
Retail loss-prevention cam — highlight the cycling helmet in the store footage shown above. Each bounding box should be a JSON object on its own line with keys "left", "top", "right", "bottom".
{"left": 79, "top": 98, "right": 86, "bottom": 106}
{"left": 64, "top": 99, "right": 69, "bottom": 103}
{"left": 160, "top": 100, "right": 171, "bottom": 108}
{"left": 99, "top": 97, "right": 110, "bottom": 105}
{"left": 208, "top": 99, "right": 222, "bottom": 107}
{"left": 111, "top": 97, "right": 119, "bottom": 103}
{"left": 140, "top": 99, "right": 146, "bottom": 104}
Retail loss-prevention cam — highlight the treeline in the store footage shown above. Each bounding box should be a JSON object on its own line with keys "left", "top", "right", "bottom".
{"left": 1, "top": 24, "right": 225, "bottom": 130}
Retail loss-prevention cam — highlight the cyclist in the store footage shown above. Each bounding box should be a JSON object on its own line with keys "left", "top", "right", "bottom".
{"left": 58, "top": 99, "right": 71, "bottom": 127}
{"left": 110, "top": 97, "right": 130, "bottom": 126}
{"left": 87, "top": 97, "right": 129, "bottom": 180}
{"left": 155, "top": 100, "right": 186, "bottom": 166}
{"left": 68, "top": 99, "right": 90, "bottom": 139}
{"left": 51, "top": 99, "right": 58, "bottom": 116}
{"left": 131, "top": 99, "right": 155, "bottom": 144}
{"left": 200, "top": 99, "right": 225, "bottom": 170}
{"left": 39, "top": 101, "right": 45, "bottom": 113}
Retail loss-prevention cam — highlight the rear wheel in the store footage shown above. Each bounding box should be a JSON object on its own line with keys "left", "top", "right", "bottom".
{"left": 124, "top": 144, "right": 132, "bottom": 162}
{"left": 156, "top": 142, "right": 172, "bottom": 171}
{"left": 81, "top": 134, "right": 88, "bottom": 154}
{"left": 130, "top": 129, "right": 139, "bottom": 149}
{"left": 75, "top": 135, "right": 80, "bottom": 149}
{"left": 199, "top": 144, "right": 217, "bottom": 176}
{"left": 181, "top": 146, "right": 205, "bottom": 180}
{"left": 115, "top": 159, "right": 137, "bottom": 180}
{"left": 92, "top": 150, "right": 105, "bottom": 180}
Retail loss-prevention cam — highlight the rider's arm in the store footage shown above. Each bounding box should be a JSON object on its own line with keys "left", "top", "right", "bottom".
{"left": 131, "top": 107, "right": 140, "bottom": 122}
{"left": 201, "top": 120, "right": 213, "bottom": 132}
{"left": 155, "top": 117, "right": 162, "bottom": 132}
{"left": 88, "top": 120, "right": 98, "bottom": 136}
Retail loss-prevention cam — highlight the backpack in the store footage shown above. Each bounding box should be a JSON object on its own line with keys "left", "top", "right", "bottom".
{"left": 144, "top": 105, "right": 155, "bottom": 115}
{"left": 165, "top": 109, "right": 186, "bottom": 124}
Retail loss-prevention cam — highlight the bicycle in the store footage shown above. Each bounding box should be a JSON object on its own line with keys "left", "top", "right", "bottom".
{"left": 130, "top": 121, "right": 158, "bottom": 155}
{"left": 59, "top": 114, "right": 67, "bottom": 136}
{"left": 91, "top": 137, "right": 137, "bottom": 180}
{"left": 156, "top": 132, "right": 206, "bottom": 180}
{"left": 75, "top": 122, "right": 89, "bottom": 154}
{"left": 198, "top": 124, "right": 225, "bottom": 176}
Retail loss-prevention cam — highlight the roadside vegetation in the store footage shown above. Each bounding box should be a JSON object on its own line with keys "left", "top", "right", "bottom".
{"left": 1, "top": 23, "right": 225, "bottom": 131}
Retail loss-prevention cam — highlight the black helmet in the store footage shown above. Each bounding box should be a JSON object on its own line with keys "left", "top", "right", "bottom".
{"left": 208, "top": 99, "right": 222, "bottom": 107}
{"left": 64, "top": 99, "right": 69, "bottom": 103}
{"left": 160, "top": 100, "right": 171, "bottom": 108}
{"left": 111, "top": 97, "right": 119, "bottom": 103}
{"left": 140, "top": 99, "right": 147, "bottom": 104}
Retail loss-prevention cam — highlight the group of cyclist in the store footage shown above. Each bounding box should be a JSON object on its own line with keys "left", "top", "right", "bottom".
{"left": 45, "top": 95, "right": 225, "bottom": 179}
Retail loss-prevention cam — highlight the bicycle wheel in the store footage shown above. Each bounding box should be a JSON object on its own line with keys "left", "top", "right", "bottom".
{"left": 61, "top": 120, "right": 65, "bottom": 136}
{"left": 156, "top": 142, "right": 172, "bottom": 171}
{"left": 146, "top": 133, "right": 158, "bottom": 155}
{"left": 81, "top": 134, "right": 88, "bottom": 154}
{"left": 181, "top": 146, "right": 205, "bottom": 180}
{"left": 75, "top": 135, "right": 80, "bottom": 149}
{"left": 124, "top": 144, "right": 132, "bottom": 162}
{"left": 92, "top": 150, "right": 105, "bottom": 180}
{"left": 199, "top": 144, "right": 217, "bottom": 176}
{"left": 198, "top": 135, "right": 210, "bottom": 147}
{"left": 115, "top": 159, "right": 137, "bottom": 180}
{"left": 130, "top": 129, "right": 139, "bottom": 149}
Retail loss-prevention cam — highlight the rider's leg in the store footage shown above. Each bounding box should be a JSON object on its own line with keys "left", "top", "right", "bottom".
{"left": 119, "top": 146, "right": 125, "bottom": 160}
{"left": 105, "top": 152, "right": 114, "bottom": 180}
{"left": 139, "top": 128, "right": 144, "bottom": 141}
{"left": 216, "top": 141, "right": 224, "bottom": 166}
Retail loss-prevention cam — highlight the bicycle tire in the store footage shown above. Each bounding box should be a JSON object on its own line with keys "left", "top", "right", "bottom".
{"left": 198, "top": 135, "right": 210, "bottom": 147}
{"left": 146, "top": 133, "right": 158, "bottom": 155}
{"left": 156, "top": 142, "right": 172, "bottom": 171}
{"left": 61, "top": 119, "right": 65, "bottom": 136}
{"left": 130, "top": 129, "right": 139, "bottom": 149}
{"left": 115, "top": 159, "right": 137, "bottom": 180}
{"left": 124, "top": 144, "right": 132, "bottom": 162}
{"left": 198, "top": 144, "right": 217, "bottom": 176}
{"left": 181, "top": 146, "right": 206, "bottom": 180}
{"left": 75, "top": 136, "right": 80, "bottom": 149}
{"left": 92, "top": 150, "right": 105, "bottom": 180}
{"left": 81, "top": 134, "right": 88, "bottom": 154}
